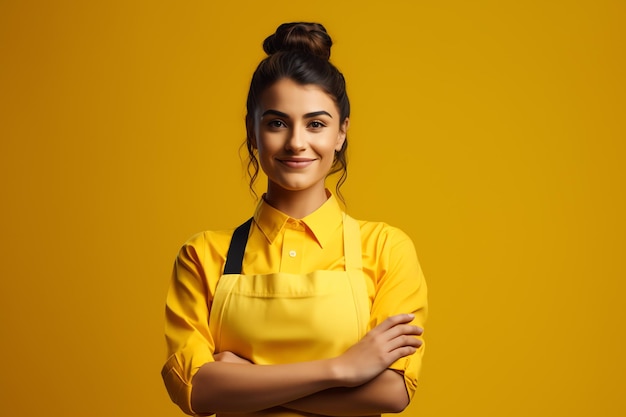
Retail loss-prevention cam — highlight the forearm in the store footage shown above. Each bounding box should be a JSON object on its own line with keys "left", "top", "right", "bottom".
{"left": 190, "top": 314, "right": 420, "bottom": 415}
{"left": 282, "top": 369, "right": 409, "bottom": 416}
{"left": 191, "top": 359, "right": 341, "bottom": 414}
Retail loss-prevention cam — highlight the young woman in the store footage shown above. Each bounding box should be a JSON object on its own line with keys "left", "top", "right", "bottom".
{"left": 162, "top": 22, "right": 428, "bottom": 417}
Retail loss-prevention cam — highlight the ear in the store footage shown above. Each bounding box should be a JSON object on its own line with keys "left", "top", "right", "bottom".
{"left": 246, "top": 116, "right": 257, "bottom": 149}
{"left": 335, "top": 117, "right": 349, "bottom": 152}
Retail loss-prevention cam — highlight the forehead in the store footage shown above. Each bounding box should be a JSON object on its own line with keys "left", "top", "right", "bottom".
{"left": 259, "top": 78, "right": 339, "bottom": 116}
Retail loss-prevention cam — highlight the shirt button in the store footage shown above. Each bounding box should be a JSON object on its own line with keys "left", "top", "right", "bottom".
{"left": 289, "top": 250, "right": 297, "bottom": 257}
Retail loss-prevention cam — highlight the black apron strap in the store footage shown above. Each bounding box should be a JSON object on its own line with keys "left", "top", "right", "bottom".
{"left": 223, "top": 217, "right": 253, "bottom": 275}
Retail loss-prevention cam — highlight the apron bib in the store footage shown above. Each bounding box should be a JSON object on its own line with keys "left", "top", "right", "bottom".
{"left": 209, "top": 214, "right": 370, "bottom": 367}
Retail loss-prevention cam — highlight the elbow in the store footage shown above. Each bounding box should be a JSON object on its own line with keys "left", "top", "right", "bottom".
{"left": 190, "top": 392, "right": 213, "bottom": 416}
{"left": 378, "top": 371, "right": 411, "bottom": 414}
{"left": 384, "top": 394, "right": 410, "bottom": 414}
{"left": 162, "top": 359, "right": 200, "bottom": 416}
{"left": 190, "top": 371, "right": 215, "bottom": 416}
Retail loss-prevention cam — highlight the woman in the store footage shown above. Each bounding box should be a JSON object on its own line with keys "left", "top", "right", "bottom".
{"left": 162, "top": 22, "right": 427, "bottom": 417}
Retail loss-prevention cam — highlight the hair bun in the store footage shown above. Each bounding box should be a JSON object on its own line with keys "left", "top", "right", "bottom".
{"left": 263, "top": 22, "right": 332, "bottom": 60}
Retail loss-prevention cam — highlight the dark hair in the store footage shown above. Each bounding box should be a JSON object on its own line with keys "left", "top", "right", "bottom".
{"left": 244, "top": 22, "right": 350, "bottom": 202}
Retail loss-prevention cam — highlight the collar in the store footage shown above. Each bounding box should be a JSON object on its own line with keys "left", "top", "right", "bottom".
{"left": 253, "top": 191, "right": 344, "bottom": 248}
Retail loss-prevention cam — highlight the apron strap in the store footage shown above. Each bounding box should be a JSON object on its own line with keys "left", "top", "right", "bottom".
{"left": 223, "top": 217, "right": 253, "bottom": 275}
{"left": 342, "top": 213, "right": 369, "bottom": 338}
{"left": 342, "top": 214, "right": 363, "bottom": 272}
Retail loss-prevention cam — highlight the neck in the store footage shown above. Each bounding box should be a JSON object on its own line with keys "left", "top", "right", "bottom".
{"left": 264, "top": 183, "right": 329, "bottom": 219}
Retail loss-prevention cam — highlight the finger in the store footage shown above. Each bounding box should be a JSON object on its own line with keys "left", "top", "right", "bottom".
{"left": 373, "top": 314, "right": 416, "bottom": 334}
{"left": 377, "top": 324, "right": 423, "bottom": 344}
{"left": 392, "top": 324, "right": 423, "bottom": 337}
{"left": 387, "top": 334, "right": 423, "bottom": 352}
{"left": 387, "top": 335, "right": 424, "bottom": 349}
{"left": 387, "top": 345, "right": 419, "bottom": 362}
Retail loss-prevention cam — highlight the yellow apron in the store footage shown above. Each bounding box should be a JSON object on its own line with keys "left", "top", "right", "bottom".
{"left": 208, "top": 214, "right": 370, "bottom": 417}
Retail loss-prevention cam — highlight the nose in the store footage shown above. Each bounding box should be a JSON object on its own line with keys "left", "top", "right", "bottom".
{"left": 285, "top": 126, "right": 306, "bottom": 152}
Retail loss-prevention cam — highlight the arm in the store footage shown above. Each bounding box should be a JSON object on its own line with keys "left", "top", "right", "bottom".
{"left": 282, "top": 369, "right": 410, "bottom": 416}
{"left": 278, "top": 224, "right": 428, "bottom": 415}
{"left": 213, "top": 354, "right": 410, "bottom": 415}
{"left": 280, "top": 225, "right": 429, "bottom": 416}
{"left": 364, "top": 226, "right": 428, "bottom": 401}
{"left": 190, "top": 314, "right": 422, "bottom": 415}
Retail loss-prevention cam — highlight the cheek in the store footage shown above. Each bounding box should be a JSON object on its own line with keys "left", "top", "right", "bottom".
{"left": 325, "top": 136, "right": 343, "bottom": 155}
{"left": 256, "top": 135, "right": 280, "bottom": 156}
{"left": 318, "top": 144, "right": 339, "bottom": 165}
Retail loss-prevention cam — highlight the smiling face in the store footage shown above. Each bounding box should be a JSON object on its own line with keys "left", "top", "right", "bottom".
{"left": 252, "top": 78, "right": 348, "bottom": 199}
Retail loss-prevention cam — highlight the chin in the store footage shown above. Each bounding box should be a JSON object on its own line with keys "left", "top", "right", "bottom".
{"left": 278, "top": 183, "right": 314, "bottom": 192}
{"left": 269, "top": 177, "right": 324, "bottom": 194}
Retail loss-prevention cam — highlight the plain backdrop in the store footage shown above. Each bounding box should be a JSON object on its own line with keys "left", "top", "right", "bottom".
{"left": 1, "top": 1, "right": 625, "bottom": 416}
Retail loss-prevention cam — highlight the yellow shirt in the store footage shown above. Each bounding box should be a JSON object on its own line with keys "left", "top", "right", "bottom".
{"left": 162, "top": 194, "right": 428, "bottom": 415}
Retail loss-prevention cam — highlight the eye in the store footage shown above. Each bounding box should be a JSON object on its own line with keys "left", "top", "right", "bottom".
{"left": 267, "top": 120, "right": 286, "bottom": 129}
{"left": 308, "top": 120, "right": 326, "bottom": 129}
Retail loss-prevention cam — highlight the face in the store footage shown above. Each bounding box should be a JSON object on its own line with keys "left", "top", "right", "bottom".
{"left": 251, "top": 78, "right": 348, "bottom": 195}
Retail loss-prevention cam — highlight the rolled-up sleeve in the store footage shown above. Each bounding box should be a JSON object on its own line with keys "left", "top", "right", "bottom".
{"left": 367, "top": 227, "right": 428, "bottom": 400}
{"left": 162, "top": 233, "right": 217, "bottom": 415}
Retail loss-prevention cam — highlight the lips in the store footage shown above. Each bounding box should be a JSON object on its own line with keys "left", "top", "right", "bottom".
{"left": 277, "top": 157, "right": 317, "bottom": 168}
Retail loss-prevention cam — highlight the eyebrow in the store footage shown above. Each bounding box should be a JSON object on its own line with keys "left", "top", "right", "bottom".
{"left": 261, "top": 109, "right": 333, "bottom": 119}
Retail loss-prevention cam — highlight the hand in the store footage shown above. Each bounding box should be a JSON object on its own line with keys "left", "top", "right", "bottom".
{"left": 213, "top": 351, "right": 253, "bottom": 365}
{"left": 333, "top": 314, "right": 423, "bottom": 387}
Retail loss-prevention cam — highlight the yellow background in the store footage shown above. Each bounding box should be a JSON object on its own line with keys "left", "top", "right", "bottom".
{"left": 1, "top": 1, "right": 624, "bottom": 416}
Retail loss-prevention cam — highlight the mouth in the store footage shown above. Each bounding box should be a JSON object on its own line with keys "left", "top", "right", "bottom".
{"left": 276, "top": 157, "right": 317, "bottom": 168}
